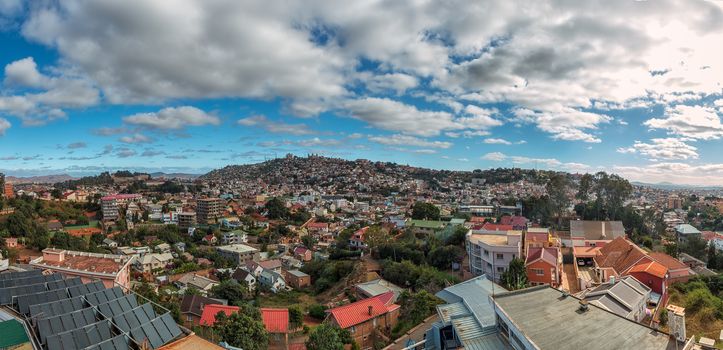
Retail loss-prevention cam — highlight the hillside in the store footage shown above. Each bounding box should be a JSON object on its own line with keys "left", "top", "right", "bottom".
{"left": 200, "top": 155, "right": 561, "bottom": 189}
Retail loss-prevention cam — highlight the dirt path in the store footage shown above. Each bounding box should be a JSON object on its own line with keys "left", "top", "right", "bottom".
{"left": 561, "top": 263, "right": 580, "bottom": 293}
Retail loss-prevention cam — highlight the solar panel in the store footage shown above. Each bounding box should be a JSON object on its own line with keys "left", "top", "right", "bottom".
{"left": 68, "top": 281, "right": 106, "bottom": 297}
{"left": 128, "top": 313, "right": 182, "bottom": 349}
{"left": 46, "top": 320, "right": 113, "bottom": 350}
{"left": 29, "top": 296, "right": 85, "bottom": 319}
{"left": 84, "top": 287, "right": 125, "bottom": 306}
{"left": 0, "top": 282, "right": 47, "bottom": 305}
{"left": 47, "top": 277, "right": 84, "bottom": 291}
{"left": 16, "top": 288, "right": 69, "bottom": 314}
{"left": 94, "top": 295, "right": 139, "bottom": 318}
{"left": 112, "top": 303, "right": 157, "bottom": 332}
{"left": 0, "top": 273, "right": 62, "bottom": 288}
{"left": 37, "top": 307, "right": 98, "bottom": 344}
{"left": 82, "top": 334, "right": 131, "bottom": 350}
{"left": 0, "top": 269, "right": 42, "bottom": 280}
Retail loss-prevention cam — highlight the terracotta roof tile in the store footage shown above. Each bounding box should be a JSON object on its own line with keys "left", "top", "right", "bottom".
{"left": 328, "top": 292, "right": 398, "bottom": 329}
{"left": 199, "top": 305, "right": 239, "bottom": 326}
{"left": 260, "top": 308, "right": 289, "bottom": 333}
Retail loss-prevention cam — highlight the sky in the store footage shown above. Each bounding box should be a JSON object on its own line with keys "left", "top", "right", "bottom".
{"left": 0, "top": 1, "right": 722, "bottom": 185}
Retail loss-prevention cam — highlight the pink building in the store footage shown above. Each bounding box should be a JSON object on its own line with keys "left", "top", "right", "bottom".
{"left": 30, "top": 248, "right": 134, "bottom": 290}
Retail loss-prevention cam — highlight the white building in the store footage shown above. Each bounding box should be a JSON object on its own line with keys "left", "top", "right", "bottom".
{"left": 466, "top": 230, "right": 522, "bottom": 282}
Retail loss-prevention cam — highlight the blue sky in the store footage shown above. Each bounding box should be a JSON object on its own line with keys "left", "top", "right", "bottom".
{"left": 0, "top": 1, "right": 722, "bottom": 185}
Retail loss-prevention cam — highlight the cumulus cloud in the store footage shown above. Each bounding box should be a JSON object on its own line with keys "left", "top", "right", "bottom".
{"left": 644, "top": 105, "right": 723, "bottom": 140}
{"left": 0, "top": 118, "right": 10, "bottom": 135}
{"left": 614, "top": 162, "right": 723, "bottom": 186}
{"left": 123, "top": 106, "right": 220, "bottom": 130}
{"left": 362, "top": 73, "right": 419, "bottom": 95}
{"left": 368, "top": 134, "right": 452, "bottom": 149}
{"left": 237, "top": 115, "right": 315, "bottom": 135}
{"left": 1, "top": 57, "right": 99, "bottom": 125}
{"left": 483, "top": 138, "right": 512, "bottom": 145}
{"left": 481, "top": 152, "right": 507, "bottom": 161}
{"left": 617, "top": 138, "right": 699, "bottom": 160}
{"left": 119, "top": 133, "right": 152, "bottom": 144}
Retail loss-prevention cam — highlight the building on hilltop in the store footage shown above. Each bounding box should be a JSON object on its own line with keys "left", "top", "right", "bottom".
{"left": 197, "top": 197, "right": 224, "bottom": 224}
{"left": 29, "top": 248, "right": 134, "bottom": 289}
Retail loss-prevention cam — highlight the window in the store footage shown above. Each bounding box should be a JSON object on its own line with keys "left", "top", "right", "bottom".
{"left": 186, "top": 315, "right": 192, "bottom": 322}
{"left": 589, "top": 242, "right": 596, "bottom": 247}
{"left": 483, "top": 249, "right": 489, "bottom": 256}
{"left": 496, "top": 253, "right": 504, "bottom": 260}
{"left": 350, "top": 326, "right": 356, "bottom": 334}
{"left": 496, "top": 266, "right": 505, "bottom": 273}
{"left": 532, "top": 268, "right": 544, "bottom": 276}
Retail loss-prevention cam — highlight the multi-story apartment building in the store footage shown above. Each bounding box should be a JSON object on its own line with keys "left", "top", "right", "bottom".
{"left": 101, "top": 194, "right": 141, "bottom": 221}
{"left": 197, "top": 198, "right": 224, "bottom": 224}
{"left": 466, "top": 230, "right": 522, "bottom": 282}
{"left": 178, "top": 211, "right": 197, "bottom": 229}
{"left": 216, "top": 244, "right": 260, "bottom": 265}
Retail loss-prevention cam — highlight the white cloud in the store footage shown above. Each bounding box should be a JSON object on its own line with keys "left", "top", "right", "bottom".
{"left": 482, "top": 152, "right": 507, "bottom": 161}
{"left": 616, "top": 138, "right": 699, "bottom": 160}
{"left": 124, "top": 106, "right": 220, "bottom": 130}
{"left": 119, "top": 133, "right": 152, "bottom": 144}
{"left": 368, "top": 134, "right": 452, "bottom": 149}
{"left": 613, "top": 162, "right": 723, "bottom": 186}
{"left": 0, "top": 57, "right": 99, "bottom": 125}
{"left": 483, "top": 138, "right": 512, "bottom": 145}
{"left": 0, "top": 118, "right": 10, "bottom": 136}
{"left": 237, "top": 115, "right": 315, "bottom": 135}
{"left": 510, "top": 107, "right": 610, "bottom": 143}
{"left": 342, "top": 98, "right": 459, "bottom": 136}
{"left": 644, "top": 105, "right": 723, "bottom": 140}
{"left": 363, "top": 73, "right": 418, "bottom": 95}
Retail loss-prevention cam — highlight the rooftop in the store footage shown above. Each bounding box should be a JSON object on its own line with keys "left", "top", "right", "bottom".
{"left": 493, "top": 286, "right": 677, "bottom": 350}
{"left": 199, "top": 304, "right": 239, "bottom": 326}
{"left": 32, "top": 249, "right": 130, "bottom": 275}
{"left": 216, "top": 244, "right": 259, "bottom": 254}
{"left": 435, "top": 275, "right": 507, "bottom": 330}
{"left": 570, "top": 220, "right": 625, "bottom": 241}
{"left": 260, "top": 308, "right": 289, "bottom": 333}
{"left": 468, "top": 233, "right": 511, "bottom": 246}
{"left": 328, "top": 292, "right": 399, "bottom": 329}
{"left": 584, "top": 275, "right": 651, "bottom": 319}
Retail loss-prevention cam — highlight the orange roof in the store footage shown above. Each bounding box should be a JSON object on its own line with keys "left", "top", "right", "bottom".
{"left": 200, "top": 305, "right": 239, "bottom": 326}
{"left": 66, "top": 227, "right": 102, "bottom": 237}
{"left": 159, "top": 334, "right": 224, "bottom": 350}
{"left": 260, "top": 308, "right": 289, "bottom": 333}
{"left": 594, "top": 237, "right": 648, "bottom": 274}
{"left": 328, "top": 292, "right": 398, "bottom": 329}
{"left": 629, "top": 260, "right": 668, "bottom": 279}
{"left": 573, "top": 246, "right": 601, "bottom": 258}
{"left": 649, "top": 252, "right": 688, "bottom": 270}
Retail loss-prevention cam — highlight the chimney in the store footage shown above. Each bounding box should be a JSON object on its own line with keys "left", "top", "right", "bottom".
{"left": 368, "top": 305, "right": 373, "bottom": 316}
{"left": 578, "top": 300, "right": 589, "bottom": 312}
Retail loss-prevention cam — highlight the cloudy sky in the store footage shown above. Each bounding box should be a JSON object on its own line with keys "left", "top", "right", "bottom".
{"left": 0, "top": 0, "right": 722, "bottom": 184}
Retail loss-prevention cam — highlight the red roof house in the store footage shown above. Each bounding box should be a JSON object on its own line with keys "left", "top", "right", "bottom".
{"left": 499, "top": 216, "right": 528, "bottom": 229}
{"left": 260, "top": 308, "right": 289, "bottom": 333}
{"left": 327, "top": 292, "right": 400, "bottom": 349}
{"left": 525, "top": 247, "right": 561, "bottom": 287}
{"left": 199, "top": 305, "right": 240, "bottom": 326}
{"left": 594, "top": 237, "right": 669, "bottom": 295}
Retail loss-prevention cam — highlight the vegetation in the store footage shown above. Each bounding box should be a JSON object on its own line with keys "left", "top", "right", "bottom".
{"left": 500, "top": 258, "right": 528, "bottom": 290}
{"left": 381, "top": 260, "right": 459, "bottom": 292}
{"left": 667, "top": 276, "right": 723, "bottom": 341}
{"left": 213, "top": 305, "right": 269, "bottom": 350}
{"left": 306, "top": 323, "right": 356, "bottom": 350}
{"left": 392, "top": 290, "right": 443, "bottom": 338}
{"left": 411, "top": 202, "right": 441, "bottom": 220}
{"left": 300, "top": 260, "right": 356, "bottom": 294}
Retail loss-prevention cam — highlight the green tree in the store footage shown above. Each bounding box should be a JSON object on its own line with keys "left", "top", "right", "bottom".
{"left": 289, "top": 306, "right": 303, "bottom": 330}
{"left": 265, "top": 197, "right": 289, "bottom": 220}
{"left": 427, "top": 245, "right": 465, "bottom": 269}
{"left": 707, "top": 242, "right": 718, "bottom": 270}
{"left": 214, "top": 307, "right": 269, "bottom": 350}
{"left": 305, "top": 323, "right": 354, "bottom": 350}
{"left": 411, "top": 202, "right": 440, "bottom": 220}
{"left": 576, "top": 173, "right": 594, "bottom": 201}
{"left": 500, "top": 258, "right": 528, "bottom": 290}
{"left": 308, "top": 304, "right": 327, "bottom": 320}
{"left": 546, "top": 173, "right": 571, "bottom": 224}
{"left": 665, "top": 243, "right": 679, "bottom": 258}
{"left": 211, "top": 280, "right": 248, "bottom": 305}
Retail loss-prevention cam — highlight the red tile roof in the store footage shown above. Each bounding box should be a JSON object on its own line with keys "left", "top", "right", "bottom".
{"left": 199, "top": 305, "right": 239, "bottom": 326}
{"left": 481, "top": 223, "right": 513, "bottom": 231}
{"left": 649, "top": 252, "right": 688, "bottom": 271}
{"left": 328, "top": 292, "right": 398, "bottom": 329}
{"left": 594, "top": 237, "right": 649, "bottom": 274}
{"left": 260, "top": 308, "right": 289, "bottom": 333}
{"left": 629, "top": 260, "right": 668, "bottom": 279}
{"left": 500, "top": 216, "right": 528, "bottom": 227}
{"left": 525, "top": 247, "right": 558, "bottom": 266}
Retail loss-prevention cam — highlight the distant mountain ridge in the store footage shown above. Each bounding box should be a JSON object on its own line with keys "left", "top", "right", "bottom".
{"left": 6, "top": 174, "right": 77, "bottom": 184}
{"left": 631, "top": 181, "right": 723, "bottom": 190}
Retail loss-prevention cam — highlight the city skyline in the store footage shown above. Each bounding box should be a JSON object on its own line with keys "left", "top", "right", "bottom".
{"left": 1, "top": 1, "right": 723, "bottom": 185}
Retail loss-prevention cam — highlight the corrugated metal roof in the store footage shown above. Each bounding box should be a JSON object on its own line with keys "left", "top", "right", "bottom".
{"left": 461, "top": 333, "right": 513, "bottom": 350}
{"left": 437, "top": 302, "right": 469, "bottom": 323}
{"left": 435, "top": 275, "right": 506, "bottom": 328}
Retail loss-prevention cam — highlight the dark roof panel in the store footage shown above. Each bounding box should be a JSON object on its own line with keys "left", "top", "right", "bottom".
{"left": 46, "top": 320, "right": 113, "bottom": 350}
{"left": 0, "top": 269, "right": 42, "bottom": 280}
{"left": 29, "top": 296, "right": 85, "bottom": 319}
{"left": 68, "top": 281, "right": 106, "bottom": 297}
{"left": 16, "top": 288, "right": 69, "bottom": 314}
{"left": 95, "top": 294, "right": 139, "bottom": 318}
{"left": 47, "top": 277, "right": 84, "bottom": 291}
{"left": 112, "top": 303, "right": 157, "bottom": 332}
{"left": 37, "top": 307, "right": 97, "bottom": 344}
{"left": 83, "top": 334, "right": 131, "bottom": 350}
{"left": 0, "top": 273, "right": 62, "bottom": 288}
{"left": 0, "top": 282, "right": 47, "bottom": 305}
{"left": 84, "top": 287, "right": 125, "bottom": 306}
{"left": 129, "top": 313, "right": 182, "bottom": 349}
